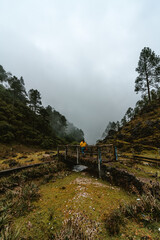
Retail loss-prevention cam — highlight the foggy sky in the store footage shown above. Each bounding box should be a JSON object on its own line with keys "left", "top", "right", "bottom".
{"left": 1, "top": 0, "right": 160, "bottom": 144}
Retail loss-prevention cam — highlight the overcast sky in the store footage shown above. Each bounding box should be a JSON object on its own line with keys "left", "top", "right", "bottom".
{"left": 0, "top": 0, "right": 160, "bottom": 144}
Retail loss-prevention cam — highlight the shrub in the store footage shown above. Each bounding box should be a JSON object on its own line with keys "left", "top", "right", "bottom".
{"left": 105, "top": 194, "right": 160, "bottom": 236}
{"left": 41, "top": 138, "right": 54, "bottom": 149}
{"left": 4, "top": 183, "right": 40, "bottom": 217}
{"left": 0, "top": 224, "right": 20, "bottom": 240}
{"left": 1, "top": 132, "right": 15, "bottom": 143}
{"left": 105, "top": 209, "right": 124, "bottom": 235}
{"left": 3, "top": 159, "right": 20, "bottom": 168}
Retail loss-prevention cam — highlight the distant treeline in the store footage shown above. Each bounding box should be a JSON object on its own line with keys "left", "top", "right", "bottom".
{"left": 102, "top": 47, "right": 160, "bottom": 139}
{"left": 0, "top": 65, "right": 84, "bottom": 148}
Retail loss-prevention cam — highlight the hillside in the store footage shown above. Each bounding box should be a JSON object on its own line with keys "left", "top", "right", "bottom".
{"left": 0, "top": 65, "right": 84, "bottom": 149}
{"left": 101, "top": 99, "right": 160, "bottom": 150}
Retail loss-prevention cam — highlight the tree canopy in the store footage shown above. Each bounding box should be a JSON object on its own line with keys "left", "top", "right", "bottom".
{"left": 135, "top": 47, "right": 160, "bottom": 102}
{"left": 102, "top": 47, "right": 160, "bottom": 142}
{"left": 0, "top": 65, "right": 84, "bottom": 148}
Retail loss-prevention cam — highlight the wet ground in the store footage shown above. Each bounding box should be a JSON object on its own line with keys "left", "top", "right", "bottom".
{"left": 2, "top": 150, "right": 160, "bottom": 239}
{"left": 72, "top": 164, "right": 88, "bottom": 172}
{"left": 14, "top": 170, "right": 135, "bottom": 239}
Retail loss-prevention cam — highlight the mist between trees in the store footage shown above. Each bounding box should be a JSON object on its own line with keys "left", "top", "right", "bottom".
{"left": 0, "top": 65, "right": 84, "bottom": 148}
{"left": 101, "top": 47, "right": 160, "bottom": 140}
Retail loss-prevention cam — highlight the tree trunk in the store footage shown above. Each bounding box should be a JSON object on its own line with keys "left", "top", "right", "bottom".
{"left": 144, "top": 59, "right": 151, "bottom": 103}
{"left": 146, "top": 72, "right": 151, "bottom": 103}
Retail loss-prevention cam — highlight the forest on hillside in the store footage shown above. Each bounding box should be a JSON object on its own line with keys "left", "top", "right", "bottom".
{"left": 101, "top": 47, "right": 160, "bottom": 146}
{"left": 0, "top": 65, "right": 84, "bottom": 148}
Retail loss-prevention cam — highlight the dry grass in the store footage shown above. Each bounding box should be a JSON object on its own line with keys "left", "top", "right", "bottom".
{"left": 0, "top": 150, "right": 57, "bottom": 170}
{"left": 105, "top": 194, "right": 160, "bottom": 238}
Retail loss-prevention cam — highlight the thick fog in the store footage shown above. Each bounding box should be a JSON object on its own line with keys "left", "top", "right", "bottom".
{"left": 0, "top": 0, "right": 160, "bottom": 144}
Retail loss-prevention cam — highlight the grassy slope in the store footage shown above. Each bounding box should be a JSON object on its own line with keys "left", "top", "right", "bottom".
{"left": 14, "top": 172, "right": 135, "bottom": 239}
{"left": 1, "top": 149, "right": 160, "bottom": 239}
{"left": 107, "top": 160, "right": 160, "bottom": 184}
{"left": 121, "top": 105, "right": 160, "bottom": 146}
{"left": 103, "top": 102, "right": 160, "bottom": 149}
{"left": 0, "top": 144, "right": 56, "bottom": 170}
{"left": 12, "top": 172, "right": 160, "bottom": 240}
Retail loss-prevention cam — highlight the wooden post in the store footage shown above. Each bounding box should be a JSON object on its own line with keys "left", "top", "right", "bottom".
{"left": 65, "top": 146, "right": 68, "bottom": 160}
{"left": 114, "top": 146, "right": 118, "bottom": 161}
{"left": 76, "top": 146, "right": 79, "bottom": 165}
{"left": 90, "top": 146, "right": 93, "bottom": 157}
{"left": 98, "top": 147, "right": 101, "bottom": 178}
{"left": 112, "top": 145, "right": 114, "bottom": 161}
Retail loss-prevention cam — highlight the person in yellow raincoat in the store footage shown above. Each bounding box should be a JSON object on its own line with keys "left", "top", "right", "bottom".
{"left": 80, "top": 139, "right": 87, "bottom": 156}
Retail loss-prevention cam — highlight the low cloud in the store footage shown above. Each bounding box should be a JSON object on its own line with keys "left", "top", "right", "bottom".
{"left": 0, "top": 0, "right": 160, "bottom": 143}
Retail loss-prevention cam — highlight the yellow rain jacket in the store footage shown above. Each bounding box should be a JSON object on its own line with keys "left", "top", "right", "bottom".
{"left": 80, "top": 141, "right": 87, "bottom": 148}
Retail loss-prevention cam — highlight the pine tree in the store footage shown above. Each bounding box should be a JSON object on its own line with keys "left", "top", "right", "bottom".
{"left": 135, "top": 47, "right": 160, "bottom": 102}
{"left": 28, "top": 89, "right": 42, "bottom": 113}
{"left": 8, "top": 76, "right": 27, "bottom": 105}
{"left": 0, "top": 65, "right": 9, "bottom": 83}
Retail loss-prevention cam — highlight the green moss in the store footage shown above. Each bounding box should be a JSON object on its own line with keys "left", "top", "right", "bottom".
{"left": 13, "top": 172, "right": 134, "bottom": 239}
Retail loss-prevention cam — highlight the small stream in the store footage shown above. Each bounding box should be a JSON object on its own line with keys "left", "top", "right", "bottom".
{"left": 72, "top": 164, "right": 88, "bottom": 172}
